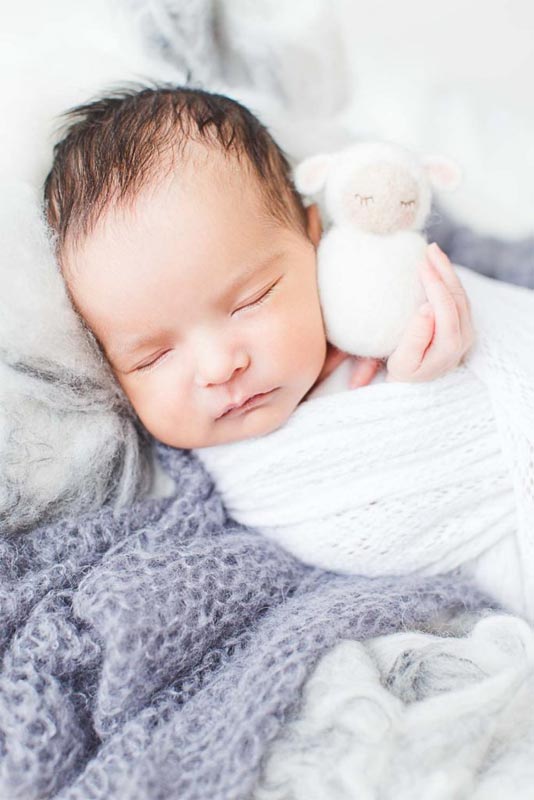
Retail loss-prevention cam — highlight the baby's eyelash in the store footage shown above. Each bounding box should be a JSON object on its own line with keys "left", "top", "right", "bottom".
{"left": 233, "top": 281, "right": 278, "bottom": 315}
{"left": 400, "top": 199, "right": 416, "bottom": 207}
{"left": 135, "top": 349, "right": 171, "bottom": 373}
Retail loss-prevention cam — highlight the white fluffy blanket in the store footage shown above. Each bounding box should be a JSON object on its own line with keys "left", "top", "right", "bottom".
{"left": 196, "top": 266, "right": 534, "bottom": 621}
{"left": 255, "top": 613, "right": 534, "bottom": 799}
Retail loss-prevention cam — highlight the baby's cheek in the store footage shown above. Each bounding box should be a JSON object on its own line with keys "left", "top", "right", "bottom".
{"left": 122, "top": 368, "right": 183, "bottom": 428}
{"left": 281, "top": 306, "right": 326, "bottom": 378}
{"left": 134, "top": 377, "right": 196, "bottom": 446}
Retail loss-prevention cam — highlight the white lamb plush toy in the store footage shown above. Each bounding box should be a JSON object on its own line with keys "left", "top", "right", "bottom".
{"left": 294, "top": 142, "right": 462, "bottom": 357}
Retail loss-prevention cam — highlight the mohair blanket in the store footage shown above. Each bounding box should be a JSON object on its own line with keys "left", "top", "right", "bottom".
{"left": 0, "top": 442, "right": 493, "bottom": 800}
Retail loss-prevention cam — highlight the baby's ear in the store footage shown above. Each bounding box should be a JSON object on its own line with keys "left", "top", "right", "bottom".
{"left": 294, "top": 153, "right": 334, "bottom": 195}
{"left": 422, "top": 156, "right": 462, "bottom": 190}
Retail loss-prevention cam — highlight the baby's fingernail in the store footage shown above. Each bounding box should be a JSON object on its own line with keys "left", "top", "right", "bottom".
{"left": 419, "top": 303, "right": 433, "bottom": 317}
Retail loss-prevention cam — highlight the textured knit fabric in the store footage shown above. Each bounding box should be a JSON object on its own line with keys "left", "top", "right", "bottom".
{"left": 196, "top": 265, "right": 534, "bottom": 620}
{"left": 0, "top": 443, "right": 494, "bottom": 800}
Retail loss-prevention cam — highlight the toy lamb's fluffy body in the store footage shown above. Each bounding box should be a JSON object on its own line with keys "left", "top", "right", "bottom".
{"left": 295, "top": 142, "right": 460, "bottom": 358}
{"left": 318, "top": 227, "right": 427, "bottom": 357}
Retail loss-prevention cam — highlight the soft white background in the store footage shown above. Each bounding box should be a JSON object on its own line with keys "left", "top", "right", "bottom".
{"left": 337, "top": 0, "right": 534, "bottom": 237}
{"left": 2, "top": 0, "right": 534, "bottom": 237}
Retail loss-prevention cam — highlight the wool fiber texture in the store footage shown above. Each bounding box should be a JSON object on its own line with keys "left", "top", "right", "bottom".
{"left": 256, "top": 615, "right": 534, "bottom": 799}
{"left": 0, "top": 185, "right": 152, "bottom": 536}
{"left": 0, "top": 440, "right": 495, "bottom": 800}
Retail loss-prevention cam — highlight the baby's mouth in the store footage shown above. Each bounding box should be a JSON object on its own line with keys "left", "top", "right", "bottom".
{"left": 216, "top": 388, "right": 278, "bottom": 419}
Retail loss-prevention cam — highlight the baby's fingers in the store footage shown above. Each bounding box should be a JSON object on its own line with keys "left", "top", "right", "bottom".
{"left": 349, "top": 356, "right": 381, "bottom": 389}
{"left": 427, "top": 243, "right": 474, "bottom": 355}
{"left": 386, "top": 304, "right": 435, "bottom": 381}
{"left": 427, "top": 243, "right": 463, "bottom": 293}
{"left": 418, "top": 254, "right": 462, "bottom": 349}
{"left": 318, "top": 344, "right": 349, "bottom": 383}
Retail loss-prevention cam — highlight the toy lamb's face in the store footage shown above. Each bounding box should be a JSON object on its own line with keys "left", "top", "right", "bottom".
{"left": 341, "top": 161, "right": 421, "bottom": 234}
{"left": 294, "top": 142, "right": 461, "bottom": 236}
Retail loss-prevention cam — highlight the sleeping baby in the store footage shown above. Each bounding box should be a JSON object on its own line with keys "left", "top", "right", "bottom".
{"left": 44, "top": 86, "right": 534, "bottom": 621}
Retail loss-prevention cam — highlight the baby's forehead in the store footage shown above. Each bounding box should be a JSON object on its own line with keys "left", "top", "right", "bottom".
{"left": 127, "top": 150, "right": 268, "bottom": 239}
{"left": 68, "top": 150, "right": 243, "bottom": 251}
{"left": 65, "top": 154, "right": 288, "bottom": 306}
{"left": 69, "top": 141, "right": 253, "bottom": 246}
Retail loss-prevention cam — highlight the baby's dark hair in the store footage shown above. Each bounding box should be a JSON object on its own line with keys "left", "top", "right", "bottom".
{"left": 44, "top": 84, "right": 308, "bottom": 255}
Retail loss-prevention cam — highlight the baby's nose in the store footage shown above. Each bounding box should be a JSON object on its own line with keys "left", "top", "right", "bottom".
{"left": 193, "top": 331, "right": 250, "bottom": 387}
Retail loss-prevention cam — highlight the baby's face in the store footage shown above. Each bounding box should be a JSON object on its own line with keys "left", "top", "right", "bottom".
{"left": 65, "top": 150, "right": 327, "bottom": 448}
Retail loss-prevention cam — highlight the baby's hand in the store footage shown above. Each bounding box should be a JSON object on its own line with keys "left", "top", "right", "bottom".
{"left": 386, "top": 243, "right": 474, "bottom": 383}
{"left": 314, "top": 243, "right": 474, "bottom": 393}
{"left": 306, "top": 344, "right": 380, "bottom": 396}
{"left": 310, "top": 346, "right": 380, "bottom": 393}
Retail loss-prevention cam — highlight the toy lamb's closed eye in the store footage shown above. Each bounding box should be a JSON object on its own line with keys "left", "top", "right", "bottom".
{"left": 294, "top": 142, "right": 461, "bottom": 358}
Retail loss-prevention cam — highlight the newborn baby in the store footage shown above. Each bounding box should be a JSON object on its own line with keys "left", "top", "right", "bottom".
{"left": 44, "top": 86, "right": 471, "bottom": 451}
{"left": 51, "top": 86, "right": 534, "bottom": 617}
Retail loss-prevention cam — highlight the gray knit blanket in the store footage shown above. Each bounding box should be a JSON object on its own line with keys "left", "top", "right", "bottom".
{"left": 2, "top": 205, "right": 534, "bottom": 799}
{"left": 1, "top": 440, "right": 495, "bottom": 800}
{"left": 4, "top": 205, "right": 534, "bottom": 797}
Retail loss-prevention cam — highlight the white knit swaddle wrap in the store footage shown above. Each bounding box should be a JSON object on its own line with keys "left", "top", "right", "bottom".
{"left": 196, "top": 267, "right": 534, "bottom": 620}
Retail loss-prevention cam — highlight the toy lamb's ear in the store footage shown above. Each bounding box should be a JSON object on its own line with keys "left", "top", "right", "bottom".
{"left": 294, "top": 153, "right": 334, "bottom": 195}
{"left": 422, "top": 156, "right": 462, "bottom": 191}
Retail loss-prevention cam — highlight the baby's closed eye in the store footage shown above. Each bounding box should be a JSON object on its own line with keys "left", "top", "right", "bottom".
{"left": 135, "top": 349, "right": 173, "bottom": 373}
{"left": 231, "top": 279, "right": 280, "bottom": 316}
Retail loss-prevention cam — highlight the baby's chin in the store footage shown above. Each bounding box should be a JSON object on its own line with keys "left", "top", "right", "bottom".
{"left": 212, "top": 409, "right": 290, "bottom": 446}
